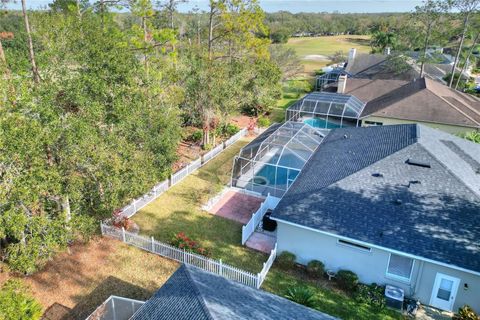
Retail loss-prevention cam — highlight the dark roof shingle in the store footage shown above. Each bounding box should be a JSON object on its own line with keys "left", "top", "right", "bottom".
{"left": 132, "top": 265, "right": 336, "bottom": 320}
{"left": 272, "top": 124, "right": 480, "bottom": 273}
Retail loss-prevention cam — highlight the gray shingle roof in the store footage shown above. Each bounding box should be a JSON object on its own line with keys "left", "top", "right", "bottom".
{"left": 132, "top": 265, "right": 336, "bottom": 320}
{"left": 272, "top": 124, "right": 480, "bottom": 273}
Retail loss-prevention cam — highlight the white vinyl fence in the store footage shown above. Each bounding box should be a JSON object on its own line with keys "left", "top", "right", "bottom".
{"left": 119, "top": 128, "right": 248, "bottom": 218}
{"left": 101, "top": 223, "right": 276, "bottom": 289}
{"left": 241, "top": 194, "right": 281, "bottom": 245}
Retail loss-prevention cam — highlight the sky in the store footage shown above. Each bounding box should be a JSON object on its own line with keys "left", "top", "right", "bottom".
{"left": 5, "top": 0, "right": 423, "bottom": 13}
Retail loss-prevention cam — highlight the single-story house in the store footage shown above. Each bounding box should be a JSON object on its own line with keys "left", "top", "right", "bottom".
{"left": 271, "top": 124, "right": 480, "bottom": 313}
{"left": 288, "top": 76, "right": 480, "bottom": 134}
{"left": 344, "top": 77, "right": 480, "bottom": 134}
{"left": 344, "top": 50, "right": 462, "bottom": 84}
{"left": 89, "top": 264, "right": 336, "bottom": 320}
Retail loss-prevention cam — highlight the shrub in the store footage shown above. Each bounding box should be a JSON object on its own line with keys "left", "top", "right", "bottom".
{"left": 257, "top": 116, "right": 271, "bottom": 128}
{"left": 223, "top": 123, "right": 240, "bottom": 137}
{"left": 284, "top": 286, "right": 316, "bottom": 307}
{"left": 170, "top": 232, "right": 211, "bottom": 257}
{"left": 306, "top": 260, "right": 325, "bottom": 278}
{"left": 336, "top": 270, "right": 359, "bottom": 292}
{"left": 188, "top": 130, "right": 203, "bottom": 143}
{"left": 355, "top": 283, "right": 386, "bottom": 310}
{"left": 453, "top": 305, "right": 479, "bottom": 320}
{"left": 112, "top": 216, "right": 134, "bottom": 231}
{"left": 0, "top": 280, "right": 42, "bottom": 320}
{"left": 276, "top": 251, "right": 296, "bottom": 270}
{"left": 202, "top": 143, "right": 213, "bottom": 151}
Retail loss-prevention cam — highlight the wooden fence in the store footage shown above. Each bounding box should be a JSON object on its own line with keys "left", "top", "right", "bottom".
{"left": 101, "top": 223, "right": 276, "bottom": 289}
{"left": 119, "top": 128, "right": 248, "bottom": 218}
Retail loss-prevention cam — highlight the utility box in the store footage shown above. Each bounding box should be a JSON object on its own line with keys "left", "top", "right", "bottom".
{"left": 385, "top": 285, "right": 404, "bottom": 310}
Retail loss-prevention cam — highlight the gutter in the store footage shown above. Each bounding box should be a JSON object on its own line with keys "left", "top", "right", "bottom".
{"left": 273, "top": 217, "right": 480, "bottom": 278}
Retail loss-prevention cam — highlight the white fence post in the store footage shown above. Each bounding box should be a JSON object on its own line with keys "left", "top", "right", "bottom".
{"left": 100, "top": 222, "right": 104, "bottom": 235}
{"left": 151, "top": 236, "right": 155, "bottom": 252}
{"left": 219, "top": 259, "right": 223, "bottom": 276}
{"left": 122, "top": 227, "right": 126, "bottom": 242}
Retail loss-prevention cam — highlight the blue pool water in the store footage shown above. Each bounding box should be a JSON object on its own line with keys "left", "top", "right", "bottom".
{"left": 303, "top": 118, "right": 342, "bottom": 129}
{"left": 252, "top": 165, "right": 299, "bottom": 188}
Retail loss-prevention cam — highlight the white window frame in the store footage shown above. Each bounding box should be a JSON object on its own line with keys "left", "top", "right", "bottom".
{"left": 386, "top": 253, "right": 415, "bottom": 283}
{"left": 337, "top": 239, "right": 372, "bottom": 252}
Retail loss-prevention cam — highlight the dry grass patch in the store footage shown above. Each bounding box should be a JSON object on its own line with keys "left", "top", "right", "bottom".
{"left": 0, "top": 238, "right": 178, "bottom": 319}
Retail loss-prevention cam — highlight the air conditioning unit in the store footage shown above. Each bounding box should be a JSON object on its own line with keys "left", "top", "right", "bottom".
{"left": 385, "top": 285, "right": 404, "bottom": 310}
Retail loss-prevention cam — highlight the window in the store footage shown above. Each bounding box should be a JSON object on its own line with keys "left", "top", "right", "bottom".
{"left": 337, "top": 239, "right": 371, "bottom": 252}
{"left": 386, "top": 254, "right": 414, "bottom": 282}
{"left": 364, "top": 120, "right": 383, "bottom": 126}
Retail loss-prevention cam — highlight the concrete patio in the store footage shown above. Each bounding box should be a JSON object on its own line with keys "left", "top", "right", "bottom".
{"left": 245, "top": 232, "right": 276, "bottom": 254}
{"left": 208, "top": 190, "right": 264, "bottom": 224}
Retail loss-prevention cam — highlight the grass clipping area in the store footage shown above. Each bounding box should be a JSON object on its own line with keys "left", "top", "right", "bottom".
{"left": 133, "top": 138, "right": 267, "bottom": 273}
{"left": 0, "top": 238, "right": 178, "bottom": 320}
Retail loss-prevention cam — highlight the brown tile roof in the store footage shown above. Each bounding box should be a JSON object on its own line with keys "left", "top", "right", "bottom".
{"left": 359, "top": 77, "right": 480, "bottom": 128}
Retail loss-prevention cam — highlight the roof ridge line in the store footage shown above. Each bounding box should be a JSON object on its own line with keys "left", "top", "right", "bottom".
{"left": 183, "top": 265, "right": 215, "bottom": 320}
{"left": 417, "top": 141, "right": 480, "bottom": 199}
{"left": 424, "top": 78, "right": 480, "bottom": 117}
{"left": 427, "top": 87, "right": 480, "bottom": 126}
{"left": 305, "top": 125, "right": 419, "bottom": 191}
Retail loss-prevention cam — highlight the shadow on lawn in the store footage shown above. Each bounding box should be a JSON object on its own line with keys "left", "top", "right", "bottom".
{"left": 138, "top": 205, "right": 267, "bottom": 273}
{"left": 33, "top": 240, "right": 112, "bottom": 292}
{"left": 66, "top": 276, "right": 153, "bottom": 320}
{"left": 343, "top": 37, "right": 370, "bottom": 47}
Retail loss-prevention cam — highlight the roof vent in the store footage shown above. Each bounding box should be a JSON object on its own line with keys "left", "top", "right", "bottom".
{"left": 405, "top": 159, "right": 431, "bottom": 168}
{"left": 392, "top": 199, "right": 402, "bottom": 205}
{"left": 372, "top": 173, "right": 384, "bottom": 178}
{"left": 343, "top": 134, "right": 348, "bottom": 139}
{"left": 407, "top": 180, "right": 421, "bottom": 188}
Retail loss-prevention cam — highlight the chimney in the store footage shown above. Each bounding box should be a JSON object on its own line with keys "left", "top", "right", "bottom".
{"left": 384, "top": 47, "right": 391, "bottom": 55}
{"left": 348, "top": 48, "right": 357, "bottom": 63}
{"left": 337, "top": 74, "right": 347, "bottom": 94}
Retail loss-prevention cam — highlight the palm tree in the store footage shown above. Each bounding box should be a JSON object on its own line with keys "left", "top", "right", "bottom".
{"left": 371, "top": 31, "right": 397, "bottom": 53}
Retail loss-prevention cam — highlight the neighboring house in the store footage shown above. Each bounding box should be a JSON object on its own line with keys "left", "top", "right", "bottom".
{"left": 344, "top": 49, "right": 460, "bottom": 84}
{"left": 345, "top": 77, "right": 480, "bottom": 134}
{"left": 288, "top": 77, "right": 480, "bottom": 134}
{"left": 89, "top": 264, "right": 336, "bottom": 320}
{"left": 271, "top": 124, "right": 480, "bottom": 313}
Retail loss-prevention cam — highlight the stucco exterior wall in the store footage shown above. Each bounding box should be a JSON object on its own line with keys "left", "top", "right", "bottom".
{"left": 276, "top": 222, "right": 480, "bottom": 312}
{"left": 361, "top": 116, "right": 478, "bottom": 135}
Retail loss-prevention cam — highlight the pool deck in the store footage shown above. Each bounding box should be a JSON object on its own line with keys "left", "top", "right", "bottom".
{"left": 208, "top": 190, "right": 264, "bottom": 225}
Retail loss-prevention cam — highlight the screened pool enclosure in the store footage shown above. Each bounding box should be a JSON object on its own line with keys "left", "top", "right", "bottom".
{"left": 286, "top": 92, "right": 366, "bottom": 129}
{"left": 315, "top": 68, "right": 350, "bottom": 91}
{"left": 231, "top": 122, "right": 326, "bottom": 197}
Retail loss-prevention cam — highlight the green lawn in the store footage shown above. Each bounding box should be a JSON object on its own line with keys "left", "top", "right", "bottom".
{"left": 269, "top": 78, "right": 313, "bottom": 123}
{"left": 286, "top": 35, "right": 371, "bottom": 74}
{"left": 131, "top": 138, "right": 405, "bottom": 320}
{"left": 263, "top": 267, "right": 404, "bottom": 320}
{"left": 132, "top": 139, "right": 268, "bottom": 273}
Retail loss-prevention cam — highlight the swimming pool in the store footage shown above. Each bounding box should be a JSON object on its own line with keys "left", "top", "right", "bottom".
{"left": 303, "top": 118, "right": 342, "bottom": 129}
{"left": 251, "top": 164, "right": 300, "bottom": 189}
